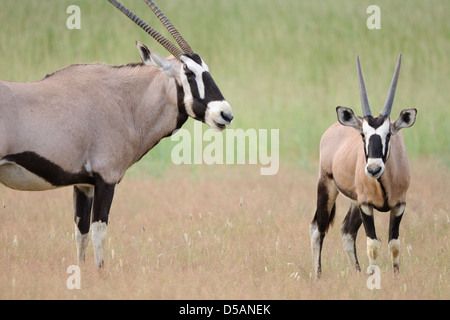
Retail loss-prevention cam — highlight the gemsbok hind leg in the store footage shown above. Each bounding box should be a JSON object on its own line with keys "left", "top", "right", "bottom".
{"left": 340, "top": 203, "right": 362, "bottom": 272}
{"left": 74, "top": 186, "right": 94, "bottom": 264}
{"left": 310, "top": 176, "right": 338, "bottom": 278}
{"left": 91, "top": 174, "right": 116, "bottom": 268}
{"left": 389, "top": 204, "right": 405, "bottom": 273}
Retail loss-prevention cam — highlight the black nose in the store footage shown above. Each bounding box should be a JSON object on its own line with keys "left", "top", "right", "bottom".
{"left": 221, "top": 111, "right": 234, "bottom": 123}
{"left": 367, "top": 166, "right": 382, "bottom": 176}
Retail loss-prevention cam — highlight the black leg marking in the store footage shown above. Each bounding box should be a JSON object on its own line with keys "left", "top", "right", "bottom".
{"left": 360, "top": 205, "right": 380, "bottom": 266}
{"left": 73, "top": 186, "right": 94, "bottom": 263}
{"left": 74, "top": 186, "right": 93, "bottom": 234}
{"left": 389, "top": 204, "right": 405, "bottom": 273}
{"left": 389, "top": 206, "right": 404, "bottom": 242}
{"left": 360, "top": 205, "right": 377, "bottom": 240}
{"left": 341, "top": 204, "right": 363, "bottom": 236}
{"left": 340, "top": 203, "right": 362, "bottom": 271}
{"left": 312, "top": 179, "right": 337, "bottom": 234}
{"left": 92, "top": 174, "right": 116, "bottom": 224}
{"left": 311, "top": 177, "right": 338, "bottom": 278}
{"left": 91, "top": 174, "right": 116, "bottom": 268}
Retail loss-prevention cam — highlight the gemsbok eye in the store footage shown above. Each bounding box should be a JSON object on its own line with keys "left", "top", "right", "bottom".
{"left": 185, "top": 69, "right": 195, "bottom": 78}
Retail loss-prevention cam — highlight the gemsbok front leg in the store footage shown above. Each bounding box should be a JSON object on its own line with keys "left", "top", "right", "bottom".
{"left": 91, "top": 174, "right": 116, "bottom": 268}
{"left": 74, "top": 186, "right": 94, "bottom": 264}
{"left": 360, "top": 205, "right": 380, "bottom": 269}
{"left": 389, "top": 204, "right": 405, "bottom": 273}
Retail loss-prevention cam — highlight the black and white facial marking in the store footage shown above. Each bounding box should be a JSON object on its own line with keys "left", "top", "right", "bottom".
{"left": 337, "top": 107, "right": 417, "bottom": 179}
{"left": 180, "top": 54, "right": 233, "bottom": 131}
{"left": 361, "top": 115, "right": 391, "bottom": 178}
{"left": 337, "top": 107, "right": 392, "bottom": 179}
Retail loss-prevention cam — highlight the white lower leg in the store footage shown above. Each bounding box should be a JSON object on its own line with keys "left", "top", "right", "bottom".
{"left": 366, "top": 237, "right": 380, "bottom": 267}
{"left": 92, "top": 221, "right": 108, "bottom": 268}
{"left": 75, "top": 224, "right": 90, "bottom": 264}
{"left": 310, "top": 223, "right": 322, "bottom": 278}
{"left": 388, "top": 239, "right": 401, "bottom": 272}
{"left": 341, "top": 233, "right": 360, "bottom": 271}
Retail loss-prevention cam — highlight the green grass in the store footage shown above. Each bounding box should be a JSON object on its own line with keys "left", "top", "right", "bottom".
{"left": 0, "top": 0, "right": 449, "bottom": 171}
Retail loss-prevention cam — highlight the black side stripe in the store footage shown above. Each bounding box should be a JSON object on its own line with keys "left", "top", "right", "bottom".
{"left": 3, "top": 152, "right": 95, "bottom": 187}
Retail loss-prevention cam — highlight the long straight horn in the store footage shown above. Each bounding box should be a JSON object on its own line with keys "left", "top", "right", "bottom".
{"left": 107, "top": 0, "right": 184, "bottom": 59}
{"left": 357, "top": 54, "right": 372, "bottom": 117}
{"left": 143, "top": 0, "right": 194, "bottom": 55}
{"left": 381, "top": 53, "right": 402, "bottom": 117}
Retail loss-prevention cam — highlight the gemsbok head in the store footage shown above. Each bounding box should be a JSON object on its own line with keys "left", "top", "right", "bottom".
{"left": 0, "top": 0, "right": 233, "bottom": 268}
{"left": 310, "top": 54, "right": 417, "bottom": 278}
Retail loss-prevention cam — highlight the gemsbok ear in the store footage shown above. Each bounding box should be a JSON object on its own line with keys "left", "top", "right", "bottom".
{"left": 136, "top": 41, "right": 178, "bottom": 77}
{"left": 391, "top": 108, "right": 417, "bottom": 135}
{"left": 336, "top": 106, "right": 363, "bottom": 132}
{"left": 136, "top": 41, "right": 152, "bottom": 64}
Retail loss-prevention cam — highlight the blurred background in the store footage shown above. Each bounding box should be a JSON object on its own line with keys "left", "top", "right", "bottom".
{"left": 0, "top": 0, "right": 448, "bottom": 174}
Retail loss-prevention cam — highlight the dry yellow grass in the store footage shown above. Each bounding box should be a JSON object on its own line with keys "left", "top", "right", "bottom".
{"left": 0, "top": 159, "right": 448, "bottom": 300}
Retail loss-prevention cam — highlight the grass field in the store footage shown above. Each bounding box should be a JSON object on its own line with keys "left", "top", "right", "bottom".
{"left": 0, "top": 161, "right": 448, "bottom": 299}
{"left": 0, "top": 0, "right": 449, "bottom": 300}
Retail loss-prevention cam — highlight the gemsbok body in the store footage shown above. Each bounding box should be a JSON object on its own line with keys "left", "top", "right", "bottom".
{"left": 0, "top": 0, "right": 233, "bottom": 268}
{"left": 310, "top": 54, "right": 417, "bottom": 278}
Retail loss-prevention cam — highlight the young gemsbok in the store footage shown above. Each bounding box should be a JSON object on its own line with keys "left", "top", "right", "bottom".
{"left": 0, "top": 0, "right": 233, "bottom": 268}
{"left": 310, "top": 54, "right": 417, "bottom": 278}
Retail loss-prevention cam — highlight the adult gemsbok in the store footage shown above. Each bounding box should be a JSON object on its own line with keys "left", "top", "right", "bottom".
{"left": 0, "top": 0, "right": 233, "bottom": 268}
{"left": 310, "top": 54, "right": 417, "bottom": 278}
